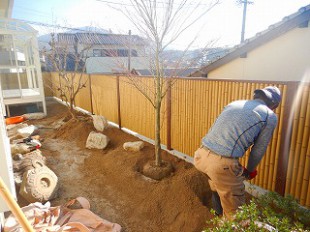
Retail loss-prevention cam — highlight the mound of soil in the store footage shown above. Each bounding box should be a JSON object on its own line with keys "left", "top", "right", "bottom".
{"left": 19, "top": 98, "right": 218, "bottom": 232}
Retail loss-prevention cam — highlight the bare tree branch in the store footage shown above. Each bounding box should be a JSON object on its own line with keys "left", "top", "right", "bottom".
{"left": 103, "top": 0, "right": 220, "bottom": 166}
{"left": 42, "top": 29, "right": 94, "bottom": 119}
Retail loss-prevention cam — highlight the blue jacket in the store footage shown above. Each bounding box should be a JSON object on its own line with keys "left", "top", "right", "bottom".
{"left": 202, "top": 99, "right": 278, "bottom": 172}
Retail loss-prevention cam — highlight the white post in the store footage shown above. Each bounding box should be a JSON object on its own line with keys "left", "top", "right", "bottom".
{"left": 0, "top": 88, "right": 16, "bottom": 226}
{"left": 32, "top": 33, "right": 47, "bottom": 115}
{"left": 12, "top": 34, "right": 23, "bottom": 98}
{"left": 24, "top": 42, "right": 34, "bottom": 89}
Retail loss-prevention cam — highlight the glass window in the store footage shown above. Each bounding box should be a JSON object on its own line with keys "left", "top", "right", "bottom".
{"left": 27, "top": 41, "right": 35, "bottom": 66}
{"left": 131, "top": 50, "right": 138, "bottom": 57}
{"left": 93, "top": 49, "right": 101, "bottom": 57}
{"left": 103, "top": 49, "right": 117, "bottom": 57}
{"left": 1, "top": 71, "right": 21, "bottom": 98}
{"left": 18, "top": 60, "right": 26, "bottom": 66}
{"left": 0, "top": 34, "right": 14, "bottom": 66}
{"left": 117, "top": 49, "right": 128, "bottom": 57}
{"left": 19, "top": 68, "right": 28, "bottom": 89}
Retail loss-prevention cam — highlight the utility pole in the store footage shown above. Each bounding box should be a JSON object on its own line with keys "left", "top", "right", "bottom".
{"left": 128, "top": 30, "right": 131, "bottom": 72}
{"left": 239, "top": 0, "right": 254, "bottom": 43}
{"left": 240, "top": 0, "right": 247, "bottom": 43}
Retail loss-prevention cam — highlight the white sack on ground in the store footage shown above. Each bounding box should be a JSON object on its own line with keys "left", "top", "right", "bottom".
{"left": 7, "top": 123, "right": 28, "bottom": 138}
{"left": 17, "top": 125, "right": 38, "bottom": 137}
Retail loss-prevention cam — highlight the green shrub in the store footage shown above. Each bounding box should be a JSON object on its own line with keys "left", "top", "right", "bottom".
{"left": 204, "top": 192, "right": 310, "bottom": 232}
{"left": 257, "top": 192, "right": 310, "bottom": 228}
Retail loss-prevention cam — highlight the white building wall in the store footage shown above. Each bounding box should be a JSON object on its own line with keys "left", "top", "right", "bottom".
{"left": 83, "top": 44, "right": 146, "bottom": 57}
{"left": 208, "top": 23, "right": 310, "bottom": 82}
{"left": 86, "top": 56, "right": 149, "bottom": 74}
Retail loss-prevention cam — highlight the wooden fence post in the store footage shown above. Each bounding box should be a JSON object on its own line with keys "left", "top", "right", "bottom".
{"left": 275, "top": 82, "right": 299, "bottom": 195}
{"left": 116, "top": 76, "right": 122, "bottom": 129}
{"left": 166, "top": 78, "right": 172, "bottom": 150}
{"left": 88, "top": 74, "right": 94, "bottom": 115}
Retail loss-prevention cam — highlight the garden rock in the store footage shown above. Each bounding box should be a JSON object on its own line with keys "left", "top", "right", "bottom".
{"left": 123, "top": 141, "right": 144, "bottom": 152}
{"left": 92, "top": 115, "right": 108, "bottom": 132}
{"left": 10, "top": 143, "right": 31, "bottom": 155}
{"left": 13, "top": 150, "right": 46, "bottom": 173}
{"left": 23, "top": 149, "right": 45, "bottom": 160}
{"left": 19, "top": 166, "right": 59, "bottom": 203}
{"left": 14, "top": 171, "right": 23, "bottom": 186}
{"left": 22, "top": 113, "right": 46, "bottom": 120}
{"left": 7, "top": 123, "right": 28, "bottom": 139}
{"left": 86, "top": 131, "right": 109, "bottom": 149}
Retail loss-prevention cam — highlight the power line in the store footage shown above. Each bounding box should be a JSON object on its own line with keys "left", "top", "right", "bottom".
{"left": 96, "top": 0, "right": 133, "bottom": 6}
{"left": 95, "top": 0, "right": 216, "bottom": 7}
{"left": 17, "top": 19, "right": 102, "bottom": 33}
{"left": 12, "top": 0, "right": 217, "bottom": 34}
{"left": 14, "top": 6, "right": 50, "bottom": 17}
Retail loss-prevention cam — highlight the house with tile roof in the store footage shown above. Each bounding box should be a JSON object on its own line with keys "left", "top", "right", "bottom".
{"left": 42, "top": 31, "right": 150, "bottom": 74}
{"left": 191, "top": 4, "right": 310, "bottom": 82}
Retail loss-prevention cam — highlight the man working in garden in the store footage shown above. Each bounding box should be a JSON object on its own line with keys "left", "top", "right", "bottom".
{"left": 194, "top": 86, "right": 281, "bottom": 220}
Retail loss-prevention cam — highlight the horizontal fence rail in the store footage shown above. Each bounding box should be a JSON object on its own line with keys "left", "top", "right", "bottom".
{"left": 43, "top": 72, "right": 310, "bottom": 208}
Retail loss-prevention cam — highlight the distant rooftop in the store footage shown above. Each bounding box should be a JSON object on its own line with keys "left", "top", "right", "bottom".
{"left": 0, "top": 17, "right": 36, "bottom": 33}
{"left": 132, "top": 68, "right": 199, "bottom": 77}
{"left": 65, "top": 26, "right": 111, "bottom": 34}
{"left": 56, "top": 32, "right": 147, "bottom": 46}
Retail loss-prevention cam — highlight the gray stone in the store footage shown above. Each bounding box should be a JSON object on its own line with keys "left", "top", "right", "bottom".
{"left": 22, "top": 113, "right": 46, "bottom": 120}
{"left": 92, "top": 115, "right": 108, "bottom": 132}
{"left": 10, "top": 143, "right": 31, "bottom": 155}
{"left": 123, "top": 141, "right": 144, "bottom": 152}
{"left": 86, "top": 131, "right": 109, "bottom": 149}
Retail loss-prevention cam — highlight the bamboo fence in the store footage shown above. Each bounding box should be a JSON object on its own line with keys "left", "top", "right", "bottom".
{"left": 43, "top": 72, "right": 310, "bottom": 208}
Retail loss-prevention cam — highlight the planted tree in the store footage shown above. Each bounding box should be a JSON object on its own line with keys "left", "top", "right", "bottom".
{"left": 42, "top": 32, "right": 93, "bottom": 119}
{"left": 109, "top": 0, "right": 220, "bottom": 178}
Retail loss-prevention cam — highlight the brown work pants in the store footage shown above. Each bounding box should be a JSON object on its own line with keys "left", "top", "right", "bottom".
{"left": 194, "top": 147, "right": 245, "bottom": 220}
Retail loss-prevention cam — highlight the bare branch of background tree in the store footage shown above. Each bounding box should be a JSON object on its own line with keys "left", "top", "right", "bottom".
{"left": 106, "top": 0, "right": 220, "bottom": 167}
{"left": 42, "top": 30, "right": 93, "bottom": 119}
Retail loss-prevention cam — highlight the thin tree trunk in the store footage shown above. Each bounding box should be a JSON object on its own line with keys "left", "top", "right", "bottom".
{"left": 155, "top": 104, "right": 161, "bottom": 166}
{"left": 70, "top": 98, "right": 75, "bottom": 119}
{"left": 155, "top": 79, "right": 162, "bottom": 166}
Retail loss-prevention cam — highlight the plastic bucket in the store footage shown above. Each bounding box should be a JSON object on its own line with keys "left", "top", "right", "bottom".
{"left": 5, "top": 116, "right": 25, "bottom": 125}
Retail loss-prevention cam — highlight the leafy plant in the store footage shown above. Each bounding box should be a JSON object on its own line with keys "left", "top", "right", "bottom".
{"left": 257, "top": 192, "right": 310, "bottom": 228}
{"left": 204, "top": 192, "right": 310, "bottom": 232}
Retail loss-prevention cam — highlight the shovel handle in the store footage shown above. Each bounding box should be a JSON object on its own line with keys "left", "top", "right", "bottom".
{"left": 0, "top": 176, "right": 34, "bottom": 232}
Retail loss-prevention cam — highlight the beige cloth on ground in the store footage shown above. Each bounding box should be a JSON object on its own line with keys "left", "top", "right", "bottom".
{"left": 4, "top": 197, "right": 122, "bottom": 232}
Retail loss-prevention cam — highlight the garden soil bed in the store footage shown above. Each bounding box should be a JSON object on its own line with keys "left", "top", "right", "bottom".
{"left": 16, "top": 98, "right": 248, "bottom": 232}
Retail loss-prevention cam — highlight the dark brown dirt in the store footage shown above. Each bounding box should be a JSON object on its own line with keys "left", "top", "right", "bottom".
{"left": 16, "top": 98, "right": 229, "bottom": 232}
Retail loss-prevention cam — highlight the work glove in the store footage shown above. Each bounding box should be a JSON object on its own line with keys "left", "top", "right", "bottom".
{"left": 242, "top": 166, "right": 257, "bottom": 180}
